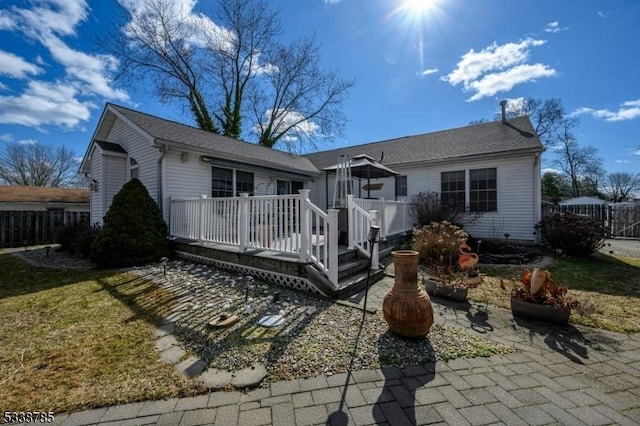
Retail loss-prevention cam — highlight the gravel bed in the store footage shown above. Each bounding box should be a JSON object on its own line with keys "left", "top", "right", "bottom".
{"left": 10, "top": 248, "right": 514, "bottom": 385}
{"left": 132, "top": 260, "right": 514, "bottom": 384}
{"left": 10, "top": 245, "right": 93, "bottom": 269}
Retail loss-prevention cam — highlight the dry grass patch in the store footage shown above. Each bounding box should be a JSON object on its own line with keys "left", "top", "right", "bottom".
{"left": 0, "top": 254, "right": 201, "bottom": 413}
{"left": 469, "top": 255, "right": 640, "bottom": 333}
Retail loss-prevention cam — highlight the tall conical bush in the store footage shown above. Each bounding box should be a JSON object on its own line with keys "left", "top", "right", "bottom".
{"left": 91, "top": 178, "right": 169, "bottom": 267}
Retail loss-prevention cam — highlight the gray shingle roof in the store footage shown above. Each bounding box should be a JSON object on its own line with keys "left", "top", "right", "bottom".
{"left": 108, "top": 103, "right": 320, "bottom": 177}
{"left": 304, "top": 116, "right": 543, "bottom": 170}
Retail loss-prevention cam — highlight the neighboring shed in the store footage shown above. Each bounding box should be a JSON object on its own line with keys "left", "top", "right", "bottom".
{"left": 0, "top": 185, "right": 89, "bottom": 211}
{"left": 559, "top": 196, "right": 606, "bottom": 206}
{"left": 0, "top": 185, "right": 90, "bottom": 247}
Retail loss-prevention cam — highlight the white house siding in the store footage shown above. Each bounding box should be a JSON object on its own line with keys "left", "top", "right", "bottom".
{"left": 163, "top": 151, "right": 285, "bottom": 221}
{"left": 309, "top": 154, "right": 539, "bottom": 242}
{"left": 106, "top": 118, "right": 159, "bottom": 202}
{"left": 90, "top": 146, "right": 102, "bottom": 224}
{"left": 397, "top": 155, "right": 538, "bottom": 242}
{"left": 102, "top": 155, "right": 127, "bottom": 222}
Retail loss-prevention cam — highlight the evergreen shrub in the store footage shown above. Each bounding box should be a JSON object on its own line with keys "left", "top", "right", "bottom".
{"left": 90, "top": 179, "right": 169, "bottom": 267}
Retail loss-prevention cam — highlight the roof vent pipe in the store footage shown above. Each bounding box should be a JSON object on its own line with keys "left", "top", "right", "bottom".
{"left": 500, "top": 100, "right": 507, "bottom": 124}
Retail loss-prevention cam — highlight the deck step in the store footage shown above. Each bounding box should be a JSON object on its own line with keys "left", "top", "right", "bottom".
{"left": 335, "top": 268, "right": 386, "bottom": 299}
{"left": 338, "top": 257, "right": 370, "bottom": 280}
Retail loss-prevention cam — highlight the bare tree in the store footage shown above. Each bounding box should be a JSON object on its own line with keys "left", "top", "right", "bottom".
{"left": 0, "top": 142, "right": 80, "bottom": 187}
{"left": 203, "top": 0, "right": 281, "bottom": 139}
{"left": 602, "top": 172, "right": 640, "bottom": 202}
{"left": 552, "top": 122, "right": 603, "bottom": 197}
{"left": 505, "top": 98, "right": 567, "bottom": 147}
{"left": 101, "top": 0, "right": 352, "bottom": 150}
{"left": 250, "top": 37, "right": 355, "bottom": 151}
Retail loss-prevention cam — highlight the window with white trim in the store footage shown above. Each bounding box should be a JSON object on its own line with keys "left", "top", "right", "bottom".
{"left": 470, "top": 168, "right": 497, "bottom": 212}
{"left": 440, "top": 170, "right": 465, "bottom": 210}
{"left": 212, "top": 167, "right": 233, "bottom": 197}
{"left": 130, "top": 158, "right": 139, "bottom": 180}
{"left": 395, "top": 175, "right": 407, "bottom": 197}
{"left": 236, "top": 170, "right": 254, "bottom": 196}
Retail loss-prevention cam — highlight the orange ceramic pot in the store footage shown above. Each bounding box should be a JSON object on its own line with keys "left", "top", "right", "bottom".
{"left": 383, "top": 250, "right": 434, "bottom": 338}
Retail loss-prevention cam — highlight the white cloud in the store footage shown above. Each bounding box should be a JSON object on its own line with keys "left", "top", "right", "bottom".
{"left": 0, "top": 80, "right": 94, "bottom": 128}
{"left": 598, "top": 11, "right": 605, "bottom": 18}
{"left": 0, "top": 10, "right": 17, "bottom": 30}
{"left": 324, "top": 0, "right": 341, "bottom": 4}
{"left": 0, "top": 82, "right": 7, "bottom": 91}
{"left": 0, "top": 0, "right": 127, "bottom": 130}
{"left": 43, "top": 36, "right": 127, "bottom": 100}
{"left": 571, "top": 99, "right": 640, "bottom": 122}
{"left": 542, "top": 168, "right": 562, "bottom": 175}
{"left": 0, "top": 133, "right": 12, "bottom": 142}
{"left": 543, "top": 21, "right": 568, "bottom": 33}
{"left": 468, "top": 64, "right": 555, "bottom": 102}
{"left": 443, "top": 38, "right": 554, "bottom": 101}
{"left": 255, "top": 109, "right": 320, "bottom": 141}
{"left": 633, "top": 149, "right": 640, "bottom": 156}
{"left": 616, "top": 159, "right": 630, "bottom": 164}
{"left": 18, "top": 138, "right": 38, "bottom": 145}
{"left": 0, "top": 50, "right": 44, "bottom": 79}
{"left": 544, "top": 22, "right": 560, "bottom": 33}
{"left": 421, "top": 68, "right": 439, "bottom": 76}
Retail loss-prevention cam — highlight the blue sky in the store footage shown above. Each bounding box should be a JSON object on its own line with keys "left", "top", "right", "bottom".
{"left": 0, "top": 0, "right": 639, "bottom": 176}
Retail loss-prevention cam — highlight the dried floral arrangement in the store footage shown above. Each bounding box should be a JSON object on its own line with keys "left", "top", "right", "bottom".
{"left": 501, "top": 268, "right": 579, "bottom": 309}
{"left": 413, "top": 221, "right": 482, "bottom": 289}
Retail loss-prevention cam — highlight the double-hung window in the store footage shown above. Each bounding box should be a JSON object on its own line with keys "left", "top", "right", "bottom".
{"left": 470, "top": 168, "right": 497, "bottom": 212}
{"left": 211, "top": 167, "right": 233, "bottom": 197}
{"left": 236, "top": 170, "right": 254, "bottom": 196}
{"left": 440, "top": 168, "right": 498, "bottom": 212}
{"left": 440, "top": 170, "right": 466, "bottom": 210}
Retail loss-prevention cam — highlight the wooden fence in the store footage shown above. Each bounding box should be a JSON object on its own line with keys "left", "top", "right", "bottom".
{"left": 0, "top": 210, "right": 90, "bottom": 248}
{"left": 542, "top": 203, "right": 640, "bottom": 238}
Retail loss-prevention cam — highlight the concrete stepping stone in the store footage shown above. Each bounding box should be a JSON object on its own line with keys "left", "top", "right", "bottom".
{"left": 200, "top": 368, "right": 234, "bottom": 389}
{"left": 160, "top": 346, "right": 185, "bottom": 364}
{"left": 176, "top": 357, "right": 207, "bottom": 378}
{"left": 155, "top": 335, "right": 178, "bottom": 351}
{"left": 231, "top": 363, "right": 267, "bottom": 388}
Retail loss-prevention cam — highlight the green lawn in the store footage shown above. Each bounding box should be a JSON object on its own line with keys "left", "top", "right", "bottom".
{"left": 469, "top": 255, "right": 640, "bottom": 333}
{"left": 0, "top": 254, "right": 200, "bottom": 413}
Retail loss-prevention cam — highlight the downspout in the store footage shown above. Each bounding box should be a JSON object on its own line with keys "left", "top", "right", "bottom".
{"left": 156, "top": 143, "right": 169, "bottom": 215}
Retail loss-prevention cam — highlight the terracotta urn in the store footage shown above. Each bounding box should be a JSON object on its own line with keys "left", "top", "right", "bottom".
{"left": 383, "top": 250, "right": 434, "bottom": 338}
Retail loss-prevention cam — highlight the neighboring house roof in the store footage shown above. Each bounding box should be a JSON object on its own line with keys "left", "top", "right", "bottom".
{"left": 304, "top": 116, "right": 543, "bottom": 170}
{"left": 559, "top": 196, "right": 607, "bottom": 205}
{"left": 100, "top": 103, "right": 320, "bottom": 177}
{"left": 0, "top": 185, "right": 89, "bottom": 203}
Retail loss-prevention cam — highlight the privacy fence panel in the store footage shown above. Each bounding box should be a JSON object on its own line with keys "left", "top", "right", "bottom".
{"left": 0, "top": 210, "right": 89, "bottom": 248}
{"left": 541, "top": 204, "right": 640, "bottom": 238}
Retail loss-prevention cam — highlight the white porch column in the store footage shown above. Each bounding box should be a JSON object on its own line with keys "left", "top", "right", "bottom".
{"left": 299, "top": 189, "right": 311, "bottom": 261}
{"left": 239, "top": 193, "right": 249, "bottom": 251}
{"left": 370, "top": 210, "right": 380, "bottom": 270}
{"left": 198, "top": 194, "right": 207, "bottom": 243}
{"left": 327, "top": 208, "right": 339, "bottom": 286}
{"left": 347, "top": 194, "right": 355, "bottom": 249}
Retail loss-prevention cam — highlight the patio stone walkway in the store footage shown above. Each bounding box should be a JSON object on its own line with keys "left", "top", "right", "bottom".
{"left": 56, "top": 270, "right": 640, "bottom": 425}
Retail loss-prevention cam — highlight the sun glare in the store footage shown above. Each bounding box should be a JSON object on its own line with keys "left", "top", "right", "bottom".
{"left": 402, "top": 0, "right": 438, "bottom": 15}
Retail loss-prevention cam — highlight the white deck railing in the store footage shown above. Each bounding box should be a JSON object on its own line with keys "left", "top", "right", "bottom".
{"left": 170, "top": 191, "right": 411, "bottom": 289}
{"left": 170, "top": 190, "right": 339, "bottom": 287}
{"left": 354, "top": 197, "right": 411, "bottom": 240}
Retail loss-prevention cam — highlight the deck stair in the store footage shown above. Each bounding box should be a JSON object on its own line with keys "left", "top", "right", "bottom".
{"left": 306, "top": 246, "right": 386, "bottom": 299}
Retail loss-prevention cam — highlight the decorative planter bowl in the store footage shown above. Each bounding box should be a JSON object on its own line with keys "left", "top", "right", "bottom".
{"left": 383, "top": 250, "right": 434, "bottom": 339}
{"left": 510, "top": 297, "right": 571, "bottom": 324}
{"left": 424, "top": 279, "right": 468, "bottom": 303}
